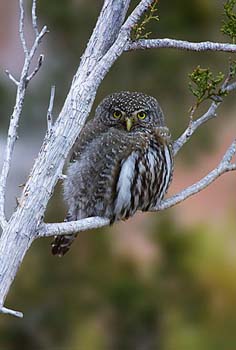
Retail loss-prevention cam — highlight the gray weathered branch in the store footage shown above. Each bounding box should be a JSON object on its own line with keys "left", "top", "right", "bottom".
{"left": 0, "top": 306, "right": 23, "bottom": 318}
{"left": 39, "top": 217, "right": 110, "bottom": 238}
{"left": 0, "top": 3, "right": 47, "bottom": 229}
{"left": 127, "top": 38, "right": 236, "bottom": 52}
{"left": 1, "top": 0, "right": 236, "bottom": 318}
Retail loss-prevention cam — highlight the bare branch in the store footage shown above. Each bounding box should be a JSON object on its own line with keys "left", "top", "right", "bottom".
{"left": 26, "top": 54, "right": 44, "bottom": 84}
{"left": 0, "top": 306, "right": 23, "bottom": 318}
{"left": 28, "top": 25, "right": 48, "bottom": 60}
{"left": 39, "top": 217, "right": 110, "bottom": 238}
{"left": 5, "top": 70, "right": 19, "bottom": 86}
{"left": 127, "top": 38, "right": 236, "bottom": 53}
{"left": 47, "top": 85, "right": 55, "bottom": 133}
{"left": 173, "top": 80, "right": 236, "bottom": 156}
{"left": 0, "top": 6, "right": 47, "bottom": 229}
{"left": 32, "top": 0, "right": 39, "bottom": 37}
{"left": 19, "top": 0, "right": 28, "bottom": 55}
{"left": 154, "top": 140, "right": 236, "bottom": 211}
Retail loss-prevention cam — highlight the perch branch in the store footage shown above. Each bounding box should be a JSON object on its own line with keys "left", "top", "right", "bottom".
{"left": 39, "top": 217, "right": 110, "bottom": 238}
{"left": 38, "top": 140, "right": 236, "bottom": 238}
{"left": 127, "top": 38, "right": 236, "bottom": 53}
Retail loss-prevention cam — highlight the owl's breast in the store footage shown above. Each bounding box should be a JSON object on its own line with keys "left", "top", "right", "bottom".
{"left": 111, "top": 135, "right": 173, "bottom": 222}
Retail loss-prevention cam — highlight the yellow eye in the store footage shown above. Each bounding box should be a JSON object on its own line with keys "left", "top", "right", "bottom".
{"left": 113, "top": 110, "right": 122, "bottom": 119}
{"left": 137, "top": 111, "right": 147, "bottom": 120}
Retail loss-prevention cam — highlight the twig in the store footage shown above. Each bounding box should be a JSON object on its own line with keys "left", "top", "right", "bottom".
{"left": 32, "top": 0, "right": 39, "bottom": 37}
{"left": 0, "top": 306, "right": 23, "bottom": 318}
{"left": 26, "top": 54, "right": 44, "bottom": 84}
{"left": 47, "top": 85, "right": 55, "bottom": 133}
{"left": 127, "top": 38, "right": 236, "bottom": 53}
{"left": 19, "top": 0, "right": 28, "bottom": 55}
{"left": 5, "top": 70, "right": 19, "bottom": 86}
{"left": 28, "top": 25, "right": 48, "bottom": 61}
{"left": 154, "top": 140, "right": 236, "bottom": 211}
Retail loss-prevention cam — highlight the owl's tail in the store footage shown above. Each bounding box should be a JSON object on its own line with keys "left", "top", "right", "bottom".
{"left": 51, "top": 233, "right": 77, "bottom": 256}
{"left": 51, "top": 214, "right": 77, "bottom": 256}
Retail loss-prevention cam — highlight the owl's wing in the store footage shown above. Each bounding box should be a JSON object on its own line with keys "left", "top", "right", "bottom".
{"left": 70, "top": 120, "right": 108, "bottom": 162}
{"left": 52, "top": 120, "right": 109, "bottom": 256}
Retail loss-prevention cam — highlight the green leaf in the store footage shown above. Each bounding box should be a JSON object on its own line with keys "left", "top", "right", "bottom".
{"left": 221, "top": 0, "right": 236, "bottom": 43}
{"left": 188, "top": 66, "right": 225, "bottom": 113}
{"left": 131, "top": 1, "right": 159, "bottom": 41}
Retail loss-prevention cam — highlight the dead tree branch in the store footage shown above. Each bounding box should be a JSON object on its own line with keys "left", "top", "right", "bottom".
{"left": 0, "top": 2, "right": 47, "bottom": 229}
{"left": 0, "top": 0, "right": 236, "bottom": 317}
{"left": 127, "top": 38, "right": 236, "bottom": 53}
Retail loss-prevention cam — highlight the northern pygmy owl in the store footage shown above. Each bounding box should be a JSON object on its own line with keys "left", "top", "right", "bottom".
{"left": 52, "top": 91, "right": 174, "bottom": 256}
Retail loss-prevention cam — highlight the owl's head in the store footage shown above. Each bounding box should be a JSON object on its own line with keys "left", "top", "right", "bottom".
{"left": 95, "top": 91, "right": 165, "bottom": 132}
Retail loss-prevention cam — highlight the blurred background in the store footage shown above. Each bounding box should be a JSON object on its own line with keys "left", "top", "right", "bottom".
{"left": 0, "top": 0, "right": 236, "bottom": 349}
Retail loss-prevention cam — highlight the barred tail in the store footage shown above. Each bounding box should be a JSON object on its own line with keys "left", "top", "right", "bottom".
{"left": 51, "top": 214, "right": 77, "bottom": 257}
{"left": 51, "top": 233, "right": 77, "bottom": 256}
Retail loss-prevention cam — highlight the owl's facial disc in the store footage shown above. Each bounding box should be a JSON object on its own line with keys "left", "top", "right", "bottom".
{"left": 111, "top": 109, "right": 149, "bottom": 132}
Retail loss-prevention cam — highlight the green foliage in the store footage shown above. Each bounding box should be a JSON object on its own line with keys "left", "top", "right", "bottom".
{"left": 228, "top": 57, "right": 236, "bottom": 78}
{"left": 188, "top": 66, "right": 225, "bottom": 114}
{"left": 221, "top": 0, "right": 236, "bottom": 43}
{"left": 188, "top": 59, "right": 236, "bottom": 115}
{"left": 131, "top": 0, "right": 159, "bottom": 41}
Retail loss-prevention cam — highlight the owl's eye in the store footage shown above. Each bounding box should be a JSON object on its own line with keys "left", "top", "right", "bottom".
{"left": 137, "top": 111, "right": 147, "bottom": 120}
{"left": 113, "top": 110, "right": 122, "bottom": 119}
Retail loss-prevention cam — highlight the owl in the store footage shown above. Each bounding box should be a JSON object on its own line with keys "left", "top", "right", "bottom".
{"left": 51, "top": 91, "right": 174, "bottom": 256}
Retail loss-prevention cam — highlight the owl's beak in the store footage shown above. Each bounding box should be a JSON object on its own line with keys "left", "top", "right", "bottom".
{"left": 125, "top": 118, "right": 133, "bottom": 131}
